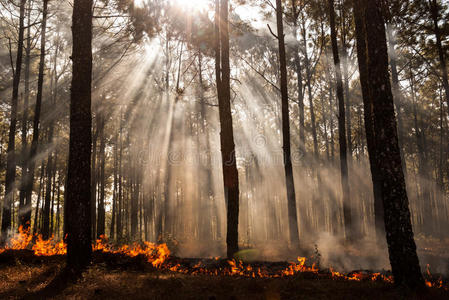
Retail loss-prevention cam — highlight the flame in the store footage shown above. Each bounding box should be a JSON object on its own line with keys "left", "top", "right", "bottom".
{"left": 0, "top": 228, "right": 446, "bottom": 290}
{"left": 424, "top": 264, "right": 444, "bottom": 288}
{"left": 0, "top": 228, "right": 170, "bottom": 268}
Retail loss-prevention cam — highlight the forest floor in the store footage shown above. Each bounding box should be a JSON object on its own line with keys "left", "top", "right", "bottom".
{"left": 0, "top": 251, "right": 448, "bottom": 300}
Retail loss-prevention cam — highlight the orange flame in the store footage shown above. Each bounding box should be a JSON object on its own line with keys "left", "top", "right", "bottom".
{"left": 0, "top": 228, "right": 446, "bottom": 290}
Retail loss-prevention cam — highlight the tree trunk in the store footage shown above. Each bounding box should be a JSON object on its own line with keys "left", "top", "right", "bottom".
{"left": 215, "top": 0, "right": 240, "bottom": 259}
{"left": 117, "top": 110, "right": 123, "bottom": 240}
{"left": 328, "top": 0, "right": 352, "bottom": 241}
{"left": 357, "top": 0, "right": 424, "bottom": 288}
{"left": 352, "top": 0, "right": 385, "bottom": 241}
{"left": 276, "top": 0, "right": 300, "bottom": 247}
{"left": 91, "top": 117, "right": 98, "bottom": 240}
{"left": 301, "top": 17, "right": 319, "bottom": 158}
{"left": 66, "top": 0, "right": 93, "bottom": 270}
{"left": 24, "top": 0, "right": 49, "bottom": 235}
{"left": 1, "top": 0, "right": 26, "bottom": 244}
{"left": 340, "top": 6, "right": 353, "bottom": 163}
{"left": 291, "top": 1, "right": 305, "bottom": 157}
{"left": 110, "top": 129, "right": 118, "bottom": 240}
{"left": 429, "top": 0, "right": 449, "bottom": 113}
{"left": 42, "top": 149, "right": 53, "bottom": 239}
{"left": 97, "top": 113, "right": 106, "bottom": 238}
{"left": 18, "top": 1, "right": 32, "bottom": 228}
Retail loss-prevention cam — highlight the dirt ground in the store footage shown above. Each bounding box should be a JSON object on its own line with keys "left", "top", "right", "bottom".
{"left": 0, "top": 251, "right": 448, "bottom": 300}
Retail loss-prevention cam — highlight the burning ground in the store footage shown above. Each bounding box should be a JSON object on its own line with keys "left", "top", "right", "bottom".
{"left": 0, "top": 228, "right": 448, "bottom": 299}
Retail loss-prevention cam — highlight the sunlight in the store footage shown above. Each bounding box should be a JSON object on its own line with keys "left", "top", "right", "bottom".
{"left": 172, "top": 0, "right": 210, "bottom": 11}
{"left": 135, "top": 0, "right": 210, "bottom": 11}
{"left": 134, "top": 0, "right": 145, "bottom": 8}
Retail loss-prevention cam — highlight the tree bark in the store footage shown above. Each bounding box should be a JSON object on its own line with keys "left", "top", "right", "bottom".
{"left": 97, "top": 113, "right": 106, "bottom": 238}
{"left": 429, "top": 0, "right": 449, "bottom": 113}
{"left": 352, "top": 0, "right": 385, "bottom": 242}
{"left": 215, "top": 0, "right": 240, "bottom": 259}
{"left": 18, "top": 0, "right": 32, "bottom": 228}
{"left": 328, "top": 0, "right": 352, "bottom": 241}
{"left": 1, "top": 0, "right": 26, "bottom": 244}
{"left": 117, "top": 110, "right": 123, "bottom": 240}
{"left": 357, "top": 0, "right": 424, "bottom": 288}
{"left": 291, "top": 0, "right": 305, "bottom": 157}
{"left": 66, "top": 0, "right": 93, "bottom": 270}
{"left": 276, "top": 0, "right": 300, "bottom": 247}
{"left": 110, "top": 129, "right": 118, "bottom": 240}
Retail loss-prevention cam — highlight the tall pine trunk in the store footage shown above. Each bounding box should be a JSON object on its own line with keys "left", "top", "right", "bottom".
{"left": 276, "top": 0, "right": 300, "bottom": 247}
{"left": 352, "top": 0, "right": 384, "bottom": 241}
{"left": 18, "top": 1, "right": 32, "bottom": 228}
{"left": 1, "top": 0, "right": 26, "bottom": 244}
{"left": 66, "top": 0, "right": 93, "bottom": 270}
{"left": 356, "top": 0, "right": 424, "bottom": 288}
{"left": 215, "top": 0, "right": 240, "bottom": 259}
{"left": 291, "top": 1, "right": 305, "bottom": 157}
{"left": 429, "top": 0, "right": 449, "bottom": 112}
{"left": 97, "top": 113, "right": 106, "bottom": 238}
{"left": 328, "top": 0, "right": 352, "bottom": 241}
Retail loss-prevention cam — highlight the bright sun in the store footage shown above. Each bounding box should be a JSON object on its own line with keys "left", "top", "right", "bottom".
{"left": 135, "top": 0, "right": 210, "bottom": 11}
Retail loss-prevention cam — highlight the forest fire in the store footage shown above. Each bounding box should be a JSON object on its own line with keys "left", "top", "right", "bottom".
{"left": 0, "top": 226, "right": 445, "bottom": 290}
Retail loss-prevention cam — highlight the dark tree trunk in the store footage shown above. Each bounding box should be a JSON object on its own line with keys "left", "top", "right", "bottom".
{"left": 97, "top": 113, "right": 106, "bottom": 238}
{"left": 91, "top": 118, "right": 98, "bottom": 240}
{"left": 56, "top": 175, "right": 61, "bottom": 238}
{"left": 340, "top": 7, "right": 352, "bottom": 163}
{"left": 18, "top": 1, "right": 32, "bottom": 228}
{"left": 1, "top": 0, "right": 26, "bottom": 244}
{"left": 429, "top": 0, "right": 449, "bottom": 112}
{"left": 131, "top": 168, "right": 139, "bottom": 239}
{"left": 215, "top": 0, "right": 240, "bottom": 259}
{"left": 356, "top": 0, "right": 424, "bottom": 288}
{"left": 352, "top": 0, "right": 385, "bottom": 241}
{"left": 291, "top": 0, "right": 305, "bottom": 157}
{"left": 117, "top": 111, "right": 123, "bottom": 240}
{"left": 328, "top": 0, "right": 352, "bottom": 241}
{"left": 25, "top": 0, "right": 49, "bottom": 234}
{"left": 276, "top": 0, "right": 300, "bottom": 247}
{"left": 110, "top": 130, "right": 118, "bottom": 240}
{"left": 66, "top": 0, "right": 93, "bottom": 270}
{"left": 42, "top": 150, "right": 53, "bottom": 239}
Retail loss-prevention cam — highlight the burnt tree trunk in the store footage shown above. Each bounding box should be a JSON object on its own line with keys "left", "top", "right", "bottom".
{"left": 18, "top": 1, "right": 32, "bottom": 227}
{"left": 42, "top": 149, "right": 53, "bottom": 239}
{"left": 1, "top": 0, "right": 26, "bottom": 244}
{"left": 275, "top": 0, "right": 300, "bottom": 247}
{"left": 429, "top": 0, "right": 449, "bottom": 112}
{"left": 357, "top": 0, "right": 424, "bottom": 288}
{"left": 215, "top": 0, "right": 240, "bottom": 259}
{"left": 91, "top": 116, "right": 98, "bottom": 240}
{"left": 66, "top": 0, "right": 93, "bottom": 270}
{"left": 97, "top": 113, "right": 106, "bottom": 238}
{"left": 117, "top": 110, "right": 123, "bottom": 240}
{"left": 110, "top": 129, "right": 118, "bottom": 240}
{"left": 291, "top": 0, "right": 305, "bottom": 157}
{"left": 25, "top": 0, "right": 49, "bottom": 235}
{"left": 328, "top": 0, "right": 352, "bottom": 241}
{"left": 352, "top": 0, "right": 385, "bottom": 241}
